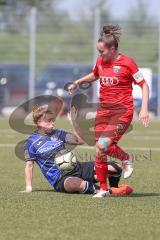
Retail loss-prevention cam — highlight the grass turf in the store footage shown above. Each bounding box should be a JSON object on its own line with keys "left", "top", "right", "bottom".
{"left": 0, "top": 117, "right": 160, "bottom": 240}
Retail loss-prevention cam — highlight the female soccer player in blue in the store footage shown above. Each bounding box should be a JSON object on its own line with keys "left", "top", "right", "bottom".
{"left": 21, "top": 103, "right": 132, "bottom": 195}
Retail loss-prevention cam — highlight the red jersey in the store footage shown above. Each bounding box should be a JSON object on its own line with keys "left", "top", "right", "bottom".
{"left": 92, "top": 53, "right": 145, "bottom": 111}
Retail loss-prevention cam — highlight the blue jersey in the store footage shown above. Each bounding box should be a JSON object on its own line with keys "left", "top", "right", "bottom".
{"left": 24, "top": 128, "right": 68, "bottom": 190}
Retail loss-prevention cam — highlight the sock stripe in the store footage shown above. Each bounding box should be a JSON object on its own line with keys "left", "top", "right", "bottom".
{"left": 80, "top": 181, "right": 89, "bottom": 194}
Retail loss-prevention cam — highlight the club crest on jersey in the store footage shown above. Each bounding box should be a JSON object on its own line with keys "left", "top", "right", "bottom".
{"left": 115, "top": 123, "right": 125, "bottom": 136}
{"left": 113, "top": 66, "right": 121, "bottom": 73}
{"left": 51, "top": 136, "right": 58, "bottom": 141}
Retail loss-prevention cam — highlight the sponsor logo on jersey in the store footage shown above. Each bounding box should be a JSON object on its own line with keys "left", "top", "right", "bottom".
{"left": 115, "top": 123, "right": 125, "bottom": 136}
{"left": 133, "top": 70, "right": 143, "bottom": 83}
{"left": 37, "top": 141, "right": 63, "bottom": 154}
{"left": 100, "top": 76, "right": 119, "bottom": 86}
{"left": 113, "top": 66, "right": 121, "bottom": 73}
{"left": 37, "top": 141, "right": 42, "bottom": 146}
{"left": 50, "top": 136, "right": 58, "bottom": 141}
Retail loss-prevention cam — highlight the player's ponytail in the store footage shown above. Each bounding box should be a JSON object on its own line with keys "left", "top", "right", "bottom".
{"left": 98, "top": 24, "right": 121, "bottom": 49}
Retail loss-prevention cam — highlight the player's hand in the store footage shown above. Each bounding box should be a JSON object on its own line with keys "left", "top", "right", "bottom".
{"left": 67, "top": 83, "right": 77, "bottom": 95}
{"left": 139, "top": 109, "right": 149, "bottom": 127}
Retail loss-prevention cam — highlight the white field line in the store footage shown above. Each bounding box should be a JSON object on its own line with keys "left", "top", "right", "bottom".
{"left": 0, "top": 129, "right": 160, "bottom": 140}
{"left": 2, "top": 135, "right": 160, "bottom": 140}
{"left": 126, "top": 136, "right": 160, "bottom": 140}
{"left": 79, "top": 146, "right": 160, "bottom": 152}
{"left": 127, "top": 131, "right": 160, "bottom": 136}
{"left": 1, "top": 129, "right": 160, "bottom": 133}
{"left": 1, "top": 128, "right": 160, "bottom": 138}
{"left": 0, "top": 144, "right": 16, "bottom": 147}
{"left": 0, "top": 128, "right": 158, "bottom": 134}
{"left": 0, "top": 143, "right": 160, "bottom": 152}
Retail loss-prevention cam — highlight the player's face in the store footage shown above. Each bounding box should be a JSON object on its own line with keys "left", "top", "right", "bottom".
{"left": 96, "top": 41, "right": 116, "bottom": 62}
{"left": 37, "top": 113, "right": 55, "bottom": 134}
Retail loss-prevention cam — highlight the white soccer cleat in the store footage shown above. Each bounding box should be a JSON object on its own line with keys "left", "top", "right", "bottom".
{"left": 93, "top": 190, "right": 111, "bottom": 198}
{"left": 122, "top": 158, "right": 133, "bottom": 179}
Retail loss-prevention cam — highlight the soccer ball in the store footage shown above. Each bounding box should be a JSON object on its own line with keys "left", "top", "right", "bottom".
{"left": 55, "top": 150, "right": 77, "bottom": 172}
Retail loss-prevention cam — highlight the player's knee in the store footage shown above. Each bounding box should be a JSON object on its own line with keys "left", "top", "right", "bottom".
{"left": 108, "top": 162, "right": 122, "bottom": 188}
{"left": 107, "top": 161, "right": 123, "bottom": 188}
{"left": 113, "top": 163, "right": 122, "bottom": 176}
{"left": 96, "top": 136, "right": 110, "bottom": 153}
{"left": 64, "top": 177, "right": 86, "bottom": 193}
{"left": 64, "top": 177, "right": 79, "bottom": 192}
{"left": 64, "top": 178, "right": 96, "bottom": 194}
{"left": 109, "top": 161, "right": 122, "bottom": 176}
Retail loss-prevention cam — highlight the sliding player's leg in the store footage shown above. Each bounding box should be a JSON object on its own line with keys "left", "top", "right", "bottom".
{"left": 54, "top": 162, "right": 97, "bottom": 194}
{"left": 62, "top": 161, "right": 125, "bottom": 195}
{"left": 55, "top": 160, "right": 132, "bottom": 195}
{"left": 108, "top": 161, "right": 122, "bottom": 188}
{"left": 63, "top": 177, "right": 96, "bottom": 194}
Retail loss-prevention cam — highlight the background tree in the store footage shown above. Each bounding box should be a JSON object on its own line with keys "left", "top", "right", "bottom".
{"left": 0, "top": 0, "right": 67, "bottom": 33}
{"left": 125, "top": 0, "right": 156, "bottom": 36}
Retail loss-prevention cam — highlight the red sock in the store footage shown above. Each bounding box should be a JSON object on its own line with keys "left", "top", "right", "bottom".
{"left": 107, "top": 144, "right": 130, "bottom": 161}
{"left": 94, "top": 155, "right": 108, "bottom": 190}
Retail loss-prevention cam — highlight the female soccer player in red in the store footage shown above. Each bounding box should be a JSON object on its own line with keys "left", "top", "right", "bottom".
{"left": 67, "top": 25, "right": 149, "bottom": 197}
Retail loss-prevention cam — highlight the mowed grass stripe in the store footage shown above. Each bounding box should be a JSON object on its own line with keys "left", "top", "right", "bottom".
{"left": 1, "top": 143, "right": 160, "bottom": 152}
{"left": 0, "top": 118, "right": 160, "bottom": 240}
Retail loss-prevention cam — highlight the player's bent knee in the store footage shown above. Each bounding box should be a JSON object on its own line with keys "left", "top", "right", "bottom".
{"left": 64, "top": 177, "right": 85, "bottom": 193}
{"left": 64, "top": 177, "right": 96, "bottom": 194}
{"left": 109, "top": 162, "right": 122, "bottom": 176}
{"left": 96, "top": 136, "right": 111, "bottom": 153}
{"left": 108, "top": 162, "right": 122, "bottom": 188}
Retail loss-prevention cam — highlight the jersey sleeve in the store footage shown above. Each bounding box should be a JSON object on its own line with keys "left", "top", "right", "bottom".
{"left": 24, "top": 140, "right": 36, "bottom": 162}
{"left": 65, "top": 132, "right": 80, "bottom": 145}
{"left": 53, "top": 129, "right": 80, "bottom": 145}
{"left": 92, "top": 58, "right": 99, "bottom": 77}
{"left": 54, "top": 129, "right": 68, "bottom": 142}
{"left": 128, "top": 58, "right": 145, "bottom": 86}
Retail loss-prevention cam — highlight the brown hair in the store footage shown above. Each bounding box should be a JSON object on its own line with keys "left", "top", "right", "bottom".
{"left": 98, "top": 24, "right": 121, "bottom": 49}
{"left": 32, "top": 97, "right": 63, "bottom": 125}
{"left": 32, "top": 105, "right": 49, "bottom": 124}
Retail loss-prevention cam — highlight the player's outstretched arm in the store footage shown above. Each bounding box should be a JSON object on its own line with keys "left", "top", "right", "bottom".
{"left": 67, "top": 72, "right": 98, "bottom": 94}
{"left": 67, "top": 106, "right": 84, "bottom": 145}
{"left": 20, "top": 161, "right": 34, "bottom": 193}
{"left": 139, "top": 81, "right": 149, "bottom": 127}
{"left": 65, "top": 132, "right": 84, "bottom": 146}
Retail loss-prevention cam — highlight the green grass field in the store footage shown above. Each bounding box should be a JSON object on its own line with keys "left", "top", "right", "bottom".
{"left": 0, "top": 117, "right": 160, "bottom": 240}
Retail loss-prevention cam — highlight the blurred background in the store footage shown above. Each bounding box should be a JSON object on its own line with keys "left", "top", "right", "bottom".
{"left": 0, "top": 0, "right": 159, "bottom": 117}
